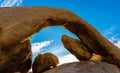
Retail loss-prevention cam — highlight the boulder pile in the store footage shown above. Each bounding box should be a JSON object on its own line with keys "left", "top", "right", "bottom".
{"left": 0, "top": 7, "right": 120, "bottom": 73}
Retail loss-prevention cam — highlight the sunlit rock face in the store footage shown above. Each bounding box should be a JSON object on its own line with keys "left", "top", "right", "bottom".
{"left": 0, "top": 7, "right": 120, "bottom": 73}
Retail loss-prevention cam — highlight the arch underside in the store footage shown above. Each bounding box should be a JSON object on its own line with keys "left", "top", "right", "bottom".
{"left": 0, "top": 7, "right": 120, "bottom": 68}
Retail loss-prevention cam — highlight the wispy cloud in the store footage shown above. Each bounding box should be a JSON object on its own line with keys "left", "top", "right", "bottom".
{"left": 31, "top": 40, "right": 53, "bottom": 54}
{"left": 0, "top": 0, "right": 22, "bottom": 7}
{"left": 31, "top": 40, "right": 53, "bottom": 63}
{"left": 103, "top": 26, "right": 116, "bottom": 36}
{"left": 47, "top": 45, "right": 66, "bottom": 55}
{"left": 102, "top": 25, "right": 120, "bottom": 48}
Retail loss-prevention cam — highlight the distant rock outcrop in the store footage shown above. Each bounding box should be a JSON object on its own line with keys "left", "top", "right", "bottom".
{"left": 32, "top": 53, "right": 59, "bottom": 73}
{"left": 43, "top": 61, "right": 120, "bottom": 73}
{"left": 0, "top": 7, "right": 120, "bottom": 73}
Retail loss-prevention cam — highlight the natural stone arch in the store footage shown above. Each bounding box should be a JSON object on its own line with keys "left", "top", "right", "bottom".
{"left": 0, "top": 6, "right": 82, "bottom": 47}
{"left": 0, "top": 7, "right": 120, "bottom": 72}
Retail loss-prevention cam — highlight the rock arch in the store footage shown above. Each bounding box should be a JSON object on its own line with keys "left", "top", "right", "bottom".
{"left": 0, "top": 7, "right": 120, "bottom": 72}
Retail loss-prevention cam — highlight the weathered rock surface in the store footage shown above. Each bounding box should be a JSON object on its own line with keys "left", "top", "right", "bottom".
{"left": 62, "top": 35, "right": 103, "bottom": 61}
{"left": 32, "top": 53, "right": 59, "bottom": 73}
{"left": 43, "top": 61, "right": 120, "bottom": 73}
{"left": 0, "top": 6, "right": 120, "bottom": 72}
{"left": 0, "top": 6, "right": 80, "bottom": 48}
{"left": 64, "top": 22, "right": 120, "bottom": 67}
{"left": 62, "top": 35, "right": 92, "bottom": 60}
{"left": 0, "top": 40, "right": 32, "bottom": 73}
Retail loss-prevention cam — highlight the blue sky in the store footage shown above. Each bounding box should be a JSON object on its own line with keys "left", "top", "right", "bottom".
{"left": 0, "top": 0, "right": 120, "bottom": 64}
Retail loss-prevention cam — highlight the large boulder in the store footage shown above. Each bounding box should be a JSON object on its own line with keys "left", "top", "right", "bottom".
{"left": 0, "top": 40, "right": 32, "bottom": 73}
{"left": 32, "top": 53, "right": 59, "bottom": 73}
{"left": 62, "top": 35, "right": 92, "bottom": 60}
{"left": 43, "top": 61, "right": 120, "bottom": 73}
{"left": 62, "top": 35, "right": 104, "bottom": 61}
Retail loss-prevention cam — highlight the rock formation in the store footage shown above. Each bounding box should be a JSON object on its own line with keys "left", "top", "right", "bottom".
{"left": 43, "top": 61, "right": 120, "bottom": 73}
{"left": 62, "top": 35, "right": 92, "bottom": 60}
{"left": 32, "top": 53, "right": 59, "bottom": 73}
{"left": 62, "top": 35, "right": 104, "bottom": 61}
{"left": 0, "top": 40, "right": 32, "bottom": 73}
{"left": 0, "top": 6, "right": 120, "bottom": 73}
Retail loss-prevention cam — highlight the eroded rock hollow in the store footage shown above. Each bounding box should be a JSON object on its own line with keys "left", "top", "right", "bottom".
{"left": 0, "top": 7, "right": 120, "bottom": 73}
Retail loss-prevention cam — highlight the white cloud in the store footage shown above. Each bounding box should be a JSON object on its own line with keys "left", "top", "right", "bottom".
{"left": 0, "top": 0, "right": 22, "bottom": 7}
{"left": 31, "top": 40, "right": 53, "bottom": 53}
{"left": 47, "top": 45, "right": 65, "bottom": 55}
{"left": 59, "top": 54, "right": 79, "bottom": 65}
